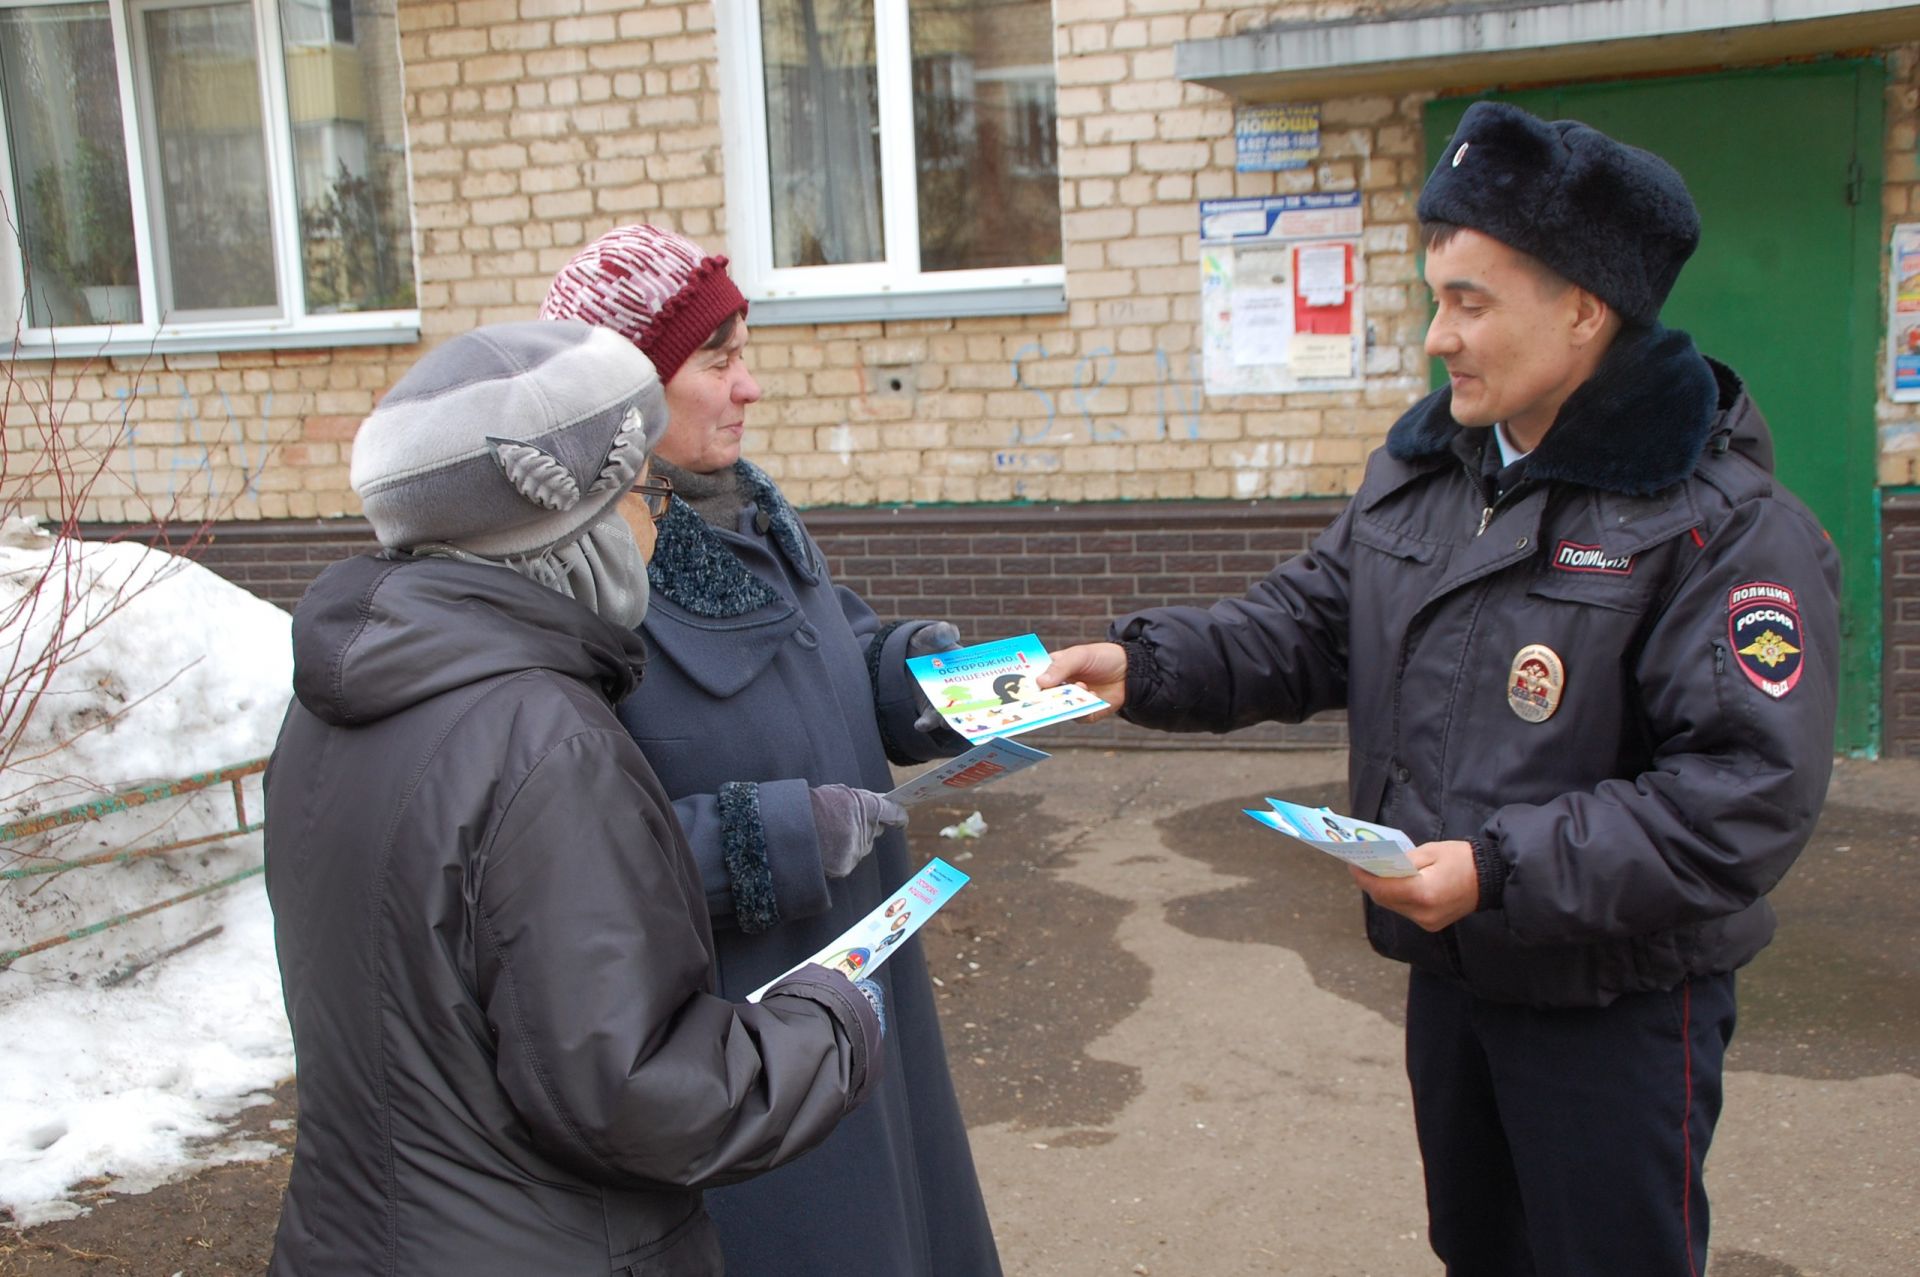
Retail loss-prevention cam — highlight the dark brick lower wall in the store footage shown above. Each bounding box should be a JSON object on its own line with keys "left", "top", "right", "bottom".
{"left": 806, "top": 501, "right": 1350, "bottom": 750}
{"left": 1886, "top": 494, "right": 1920, "bottom": 759}
{"left": 88, "top": 492, "right": 1920, "bottom": 756}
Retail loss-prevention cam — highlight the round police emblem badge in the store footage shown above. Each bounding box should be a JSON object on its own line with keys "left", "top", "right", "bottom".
{"left": 1507, "top": 644, "right": 1565, "bottom": 723}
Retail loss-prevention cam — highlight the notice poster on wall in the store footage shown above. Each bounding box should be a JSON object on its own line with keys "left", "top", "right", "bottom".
{"left": 1200, "top": 193, "right": 1364, "bottom": 396}
{"left": 1889, "top": 222, "right": 1920, "bottom": 402}
{"left": 1234, "top": 103, "right": 1321, "bottom": 172}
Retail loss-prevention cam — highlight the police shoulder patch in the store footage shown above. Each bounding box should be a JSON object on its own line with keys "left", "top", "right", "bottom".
{"left": 1727, "top": 581, "right": 1804, "bottom": 699}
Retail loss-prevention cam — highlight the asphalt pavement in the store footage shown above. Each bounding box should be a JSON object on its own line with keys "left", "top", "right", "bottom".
{"left": 904, "top": 748, "right": 1920, "bottom": 1277}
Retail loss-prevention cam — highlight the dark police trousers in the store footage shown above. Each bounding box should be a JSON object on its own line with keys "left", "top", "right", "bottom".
{"left": 1406, "top": 967, "right": 1737, "bottom": 1277}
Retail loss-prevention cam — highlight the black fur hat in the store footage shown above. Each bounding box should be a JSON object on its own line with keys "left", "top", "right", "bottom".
{"left": 1417, "top": 101, "right": 1700, "bottom": 327}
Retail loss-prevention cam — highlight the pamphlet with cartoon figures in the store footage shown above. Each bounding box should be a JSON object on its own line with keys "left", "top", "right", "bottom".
{"left": 885, "top": 737, "right": 1050, "bottom": 806}
{"left": 906, "top": 633, "right": 1108, "bottom": 742}
{"left": 746, "top": 857, "right": 971, "bottom": 1002}
{"left": 1243, "top": 797, "right": 1419, "bottom": 878}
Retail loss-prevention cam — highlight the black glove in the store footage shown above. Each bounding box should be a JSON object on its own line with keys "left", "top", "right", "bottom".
{"left": 809, "top": 784, "right": 908, "bottom": 879}
{"left": 906, "top": 622, "right": 963, "bottom": 733}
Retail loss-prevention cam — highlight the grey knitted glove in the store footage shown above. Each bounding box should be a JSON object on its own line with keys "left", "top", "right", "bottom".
{"left": 809, "top": 784, "right": 908, "bottom": 879}
{"left": 907, "top": 622, "right": 963, "bottom": 733}
{"left": 852, "top": 977, "right": 887, "bottom": 1038}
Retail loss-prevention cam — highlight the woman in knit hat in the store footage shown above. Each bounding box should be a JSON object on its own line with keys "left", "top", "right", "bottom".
{"left": 543, "top": 227, "right": 1000, "bottom": 1276}
{"left": 265, "top": 321, "right": 886, "bottom": 1275}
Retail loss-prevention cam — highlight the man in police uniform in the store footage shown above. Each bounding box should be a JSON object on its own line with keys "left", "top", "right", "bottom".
{"left": 1042, "top": 101, "right": 1840, "bottom": 1275}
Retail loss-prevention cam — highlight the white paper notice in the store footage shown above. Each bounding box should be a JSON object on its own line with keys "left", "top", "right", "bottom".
{"left": 1298, "top": 243, "right": 1347, "bottom": 307}
{"left": 1232, "top": 289, "right": 1293, "bottom": 367}
{"left": 1289, "top": 333, "right": 1353, "bottom": 379}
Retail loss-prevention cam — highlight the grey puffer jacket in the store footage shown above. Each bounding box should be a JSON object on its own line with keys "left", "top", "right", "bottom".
{"left": 1117, "top": 327, "right": 1840, "bottom": 1007}
{"left": 264, "top": 553, "right": 881, "bottom": 1276}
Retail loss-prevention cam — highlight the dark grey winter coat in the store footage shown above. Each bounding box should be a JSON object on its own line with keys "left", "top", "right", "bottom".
{"left": 618, "top": 461, "right": 1000, "bottom": 1275}
{"left": 264, "top": 553, "right": 881, "bottom": 1276}
{"left": 1117, "top": 328, "right": 1840, "bottom": 1007}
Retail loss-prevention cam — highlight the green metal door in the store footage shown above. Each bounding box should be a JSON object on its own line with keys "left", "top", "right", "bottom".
{"left": 1426, "top": 62, "right": 1884, "bottom": 754}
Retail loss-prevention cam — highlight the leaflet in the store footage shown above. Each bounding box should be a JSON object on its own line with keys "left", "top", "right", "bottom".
{"left": 886, "top": 737, "right": 1049, "bottom": 807}
{"left": 906, "top": 633, "right": 1108, "bottom": 742}
{"left": 746, "top": 857, "right": 971, "bottom": 1002}
{"left": 1243, "top": 797, "right": 1419, "bottom": 878}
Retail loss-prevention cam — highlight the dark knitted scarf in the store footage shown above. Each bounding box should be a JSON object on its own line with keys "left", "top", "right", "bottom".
{"left": 646, "top": 459, "right": 818, "bottom": 619}
{"left": 1386, "top": 323, "right": 1720, "bottom": 497}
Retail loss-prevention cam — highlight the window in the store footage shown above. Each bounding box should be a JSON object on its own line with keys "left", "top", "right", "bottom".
{"left": 719, "top": 0, "right": 1064, "bottom": 323}
{"left": 0, "top": 0, "right": 416, "bottom": 355}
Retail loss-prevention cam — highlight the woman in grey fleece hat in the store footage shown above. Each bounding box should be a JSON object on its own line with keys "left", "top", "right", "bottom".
{"left": 263, "top": 320, "right": 885, "bottom": 1276}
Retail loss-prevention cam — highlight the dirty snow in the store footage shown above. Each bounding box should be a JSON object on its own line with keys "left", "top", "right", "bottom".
{"left": 0, "top": 520, "right": 294, "bottom": 1225}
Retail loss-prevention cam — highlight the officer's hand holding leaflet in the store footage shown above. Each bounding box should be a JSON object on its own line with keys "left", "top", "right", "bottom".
{"left": 1349, "top": 839, "right": 1480, "bottom": 932}
{"left": 1037, "top": 642, "right": 1129, "bottom": 718}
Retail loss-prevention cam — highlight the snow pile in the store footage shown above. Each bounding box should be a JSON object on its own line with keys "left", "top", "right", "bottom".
{"left": 0, "top": 520, "right": 296, "bottom": 1225}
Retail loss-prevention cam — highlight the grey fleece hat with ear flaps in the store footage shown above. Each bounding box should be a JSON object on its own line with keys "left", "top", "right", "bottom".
{"left": 1417, "top": 101, "right": 1701, "bottom": 327}
{"left": 350, "top": 320, "right": 669, "bottom": 557}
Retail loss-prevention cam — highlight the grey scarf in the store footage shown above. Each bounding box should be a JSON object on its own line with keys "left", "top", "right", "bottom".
{"left": 654, "top": 457, "right": 748, "bottom": 529}
{"left": 418, "top": 505, "right": 652, "bottom": 630}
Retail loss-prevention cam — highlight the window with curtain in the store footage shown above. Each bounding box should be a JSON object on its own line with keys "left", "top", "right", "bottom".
{"left": 722, "top": 0, "right": 1064, "bottom": 322}
{"left": 0, "top": 0, "right": 415, "bottom": 352}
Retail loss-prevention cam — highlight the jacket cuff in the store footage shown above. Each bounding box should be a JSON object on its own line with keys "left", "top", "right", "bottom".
{"left": 1470, "top": 836, "right": 1510, "bottom": 911}
{"left": 761, "top": 963, "right": 885, "bottom": 1110}
{"left": 863, "top": 620, "right": 917, "bottom": 765}
{"left": 717, "top": 782, "right": 780, "bottom": 934}
{"left": 756, "top": 778, "right": 833, "bottom": 922}
{"left": 1119, "top": 637, "right": 1158, "bottom": 715}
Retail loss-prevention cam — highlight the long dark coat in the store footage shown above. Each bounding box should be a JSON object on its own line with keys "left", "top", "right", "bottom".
{"left": 1117, "top": 330, "right": 1840, "bottom": 1007}
{"left": 618, "top": 462, "right": 1001, "bottom": 1275}
{"left": 265, "top": 554, "right": 881, "bottom": 1276}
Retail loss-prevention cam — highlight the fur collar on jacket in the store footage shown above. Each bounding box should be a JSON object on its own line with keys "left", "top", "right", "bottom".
{"left": 1386, "top": 324, "right": 1721, "bottom": 497}
{"left": 646, "top": 459, "right": 818, "bottom": 619}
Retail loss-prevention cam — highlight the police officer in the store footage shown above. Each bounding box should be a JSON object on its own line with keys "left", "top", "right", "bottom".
{"left": 1042, "top": 101, "right": 1840, "bottom": 1276}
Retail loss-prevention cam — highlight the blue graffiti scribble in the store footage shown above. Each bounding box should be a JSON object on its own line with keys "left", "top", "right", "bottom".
{"left": 1075, "top": 347, "right": 1122, "bottom": 441}
{"left": 1155, "top": 350, "right": 1202, "bottom": 440}
{"left": 1009, "top": 341, "right": 1058, "bottom": 445}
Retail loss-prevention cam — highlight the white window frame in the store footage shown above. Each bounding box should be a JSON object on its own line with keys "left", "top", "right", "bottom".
{"left": 0, "top": 0, "right": 419, "bottom": 358}
{"left": 716, "top": 0, "right": 1065, "bottom": 326}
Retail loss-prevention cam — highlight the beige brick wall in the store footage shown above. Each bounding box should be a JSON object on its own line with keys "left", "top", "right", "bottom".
{"left": 6, "top": 0, "right": 1918, "bottom": 524}
{"left": 1880, "top": 46, "right": 1920, "bottom": 486}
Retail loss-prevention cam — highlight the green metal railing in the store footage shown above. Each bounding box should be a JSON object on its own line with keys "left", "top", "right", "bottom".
{"left": 0, "top": 758, "right": 267, "bottom": 969}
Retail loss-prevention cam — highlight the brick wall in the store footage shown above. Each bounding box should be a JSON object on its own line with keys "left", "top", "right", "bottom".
{"left": 24, "top": 1, "right": 1920, "bottom": 753}
{"left": 130, "top": 491, "right": 1920, "bottom": 757}
{"left": 807, "top": 499, "right": 1352, "bottom": 749}
{"left": 1878, "top": 49, "right": 1920, "bottom": 486}
{"left": 6, "top": 3, "right": 1915, "bottom": 503}
{"left": 106, "top": 502, "right": 1350, "bottom": 748}
{"left": 1886, "top": 494, "right": 1920, "bottom": 757}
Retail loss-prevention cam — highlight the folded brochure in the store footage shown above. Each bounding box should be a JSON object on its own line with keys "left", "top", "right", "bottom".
{"left": 1243, "top": 797, "right": 1419, "bottom": 878}
{"left": 885, "top": 736, "right": 1049, "bottom": 806}
{"left": 906, "top": 633, "right": 1107, "bottom": 743}
{"left": 747, "top": 857, "right": 970, "bottom": 1002}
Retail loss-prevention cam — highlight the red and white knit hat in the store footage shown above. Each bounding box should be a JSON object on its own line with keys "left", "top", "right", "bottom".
{"left": 541, "top": 225, "right": 748, "bottom": 386}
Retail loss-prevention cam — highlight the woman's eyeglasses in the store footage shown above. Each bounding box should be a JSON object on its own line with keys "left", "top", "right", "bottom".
{"left": 630, "top": 474, "right": 674, "bottom": 522}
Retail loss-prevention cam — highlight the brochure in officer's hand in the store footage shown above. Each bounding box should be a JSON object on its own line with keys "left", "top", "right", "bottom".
{"left": 906, "top": 633, "right": 1107, "bottom": 742}
{"left": 746, "top": 858, "right": 970, "bottom": 1002}
{"left": 1244, "top": 797, "right": 1420, "bottom": 878}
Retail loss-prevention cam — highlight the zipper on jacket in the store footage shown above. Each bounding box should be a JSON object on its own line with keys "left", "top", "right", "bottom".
{"left": 1475, "top": 505, "right": 1493, "bottom": 537}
